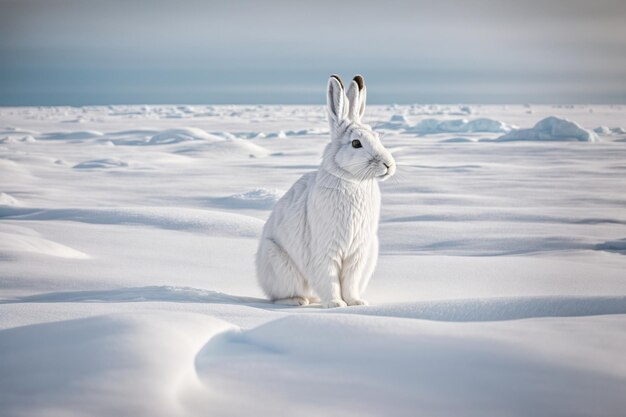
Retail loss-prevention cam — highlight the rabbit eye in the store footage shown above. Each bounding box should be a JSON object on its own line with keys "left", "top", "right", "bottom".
{"left": 351, "top": 139, "right": 362, "bottom": 148}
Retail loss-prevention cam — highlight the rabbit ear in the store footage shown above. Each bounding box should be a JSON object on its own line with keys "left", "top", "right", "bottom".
{"left": 351, "top": 74, "right": 366, "bottom": 122}
{"left": 327, "top": 75, "right": 348, "bottom": 127}
{"left": 346, "top": 79, "right": 360, "bottom": 122}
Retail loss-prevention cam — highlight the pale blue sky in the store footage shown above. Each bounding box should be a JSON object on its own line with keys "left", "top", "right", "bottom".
{"left": 1, "top": 0, "right": 625, "bottom": 105}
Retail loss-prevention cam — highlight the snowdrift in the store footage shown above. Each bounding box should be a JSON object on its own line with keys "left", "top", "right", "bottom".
{"left": 373, "top": 114, "right": 516, "bottom": 133}
{"left": 0, "top": 206, "right": 263, "bottom": 238}
{"left": 106, "top": 127, "right": 271, "bottom": 157}
{"left": 494, "top": 116, "right": 598, "bottom": 142}
{"left": 376, "top": 114, "right": 412, "bottom": 129}
{"left": 595, "top": 238, "right": 626, "bottom": 254}
{"left": 209, "top": 188, "right": 284, "bottom": 210}
{"left": 0, "top": 228, "right": 90, "bottom": 259}
{"left": 41, "top": 131, "right": 104, "bottom": 140}
{"left": 148, "top": 128, "right": 223, "bottom": 145}
{"left": 193, "top": 313, "right": 626, "bottom": 416}
{"left": 0, "top": 312, "right": 233, "bottom": 417}
{"left": 406, "top": 118, "right": 516, "bottom": 134}
{"left": 73, "top": 159, "right": 130, "bottom": 169}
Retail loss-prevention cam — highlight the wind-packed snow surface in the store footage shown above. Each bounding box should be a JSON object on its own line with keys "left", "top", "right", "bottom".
{"left": 1, "top": 104, "right": 626, "bottom": 417}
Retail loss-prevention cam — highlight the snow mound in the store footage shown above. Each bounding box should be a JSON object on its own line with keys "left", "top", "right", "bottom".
{"left": 0, "top": 127, "right": 39, "bottom": 135}
{"left": 408, "top": 118, "right": 516, "bottom": 134}
{"left": 0, "top": 206, "right": 263, "bottom": 238}
{"left": 438, "top": 119, "right": 470, "bottom": 132}
{"left": 42, "top": 131, "right": 104, "bottom": 140}
{"left": 592, "top": 125, "right": 626, "bottom": 135}
{"left": 595, "top": 238, "right": 626, "bottom": 254}
{"left": 458, "top": 105, "right": 473, "bottom": 114}
{"left": 6, "top": 285, "right": 266, "bottom": 304}
{"left": 495, "top": 117, "right": 598, "bottom": 142}
{"left": 265, "top": 131, "right": 287, "bottom": 139}
{"left": 0, "top": 193, "right": 20, "bottom": 206}
{"left": 21, "top": 135, "right": 36, "bottom": 143}
{"left": 61, "top": 117, "right": 86, "bottom": 124}
{"left": 209, "top": 139, "right": 270, "bottom": 158}
{"left": 175, "top": 139, "right": 270, "bottom": 158}
{"left": 338, "top": 296, "right": 626, "bottom": 322}
{"left": 0, "top": 159, "right": 35, "bottom": 181}
{"left": 211, "top": 188, "right": 283, "bottom": 210}
{"left": 73, "top": 159, "right": 129, "bottom": 169}
{"left": 390, "top": 114, "right": 410, "bottom": 124}
{"left": 148, "top": 128, "right": 223, "bottom": 145}
{"left": 263, "top": 128, "right": 327, "bottom": 138}
{"left": 467, "top": 118, "right": 515, "bottom": 132}
{"left": 117, "top": 128, "right": 274, "bottom": 157}
{"left": 109, "top": 129, "right": 160, "bottom": 137}
{"left": 0, "top": 230, "right": 89, "bottom": 259}
{"left": 0, "top": 312, "right": 234, "bottom": 417}
{"left": 409, "top": 118, "right": 440, "bottom": 133}
{"left": 406, "top": 104, "right": 473, "bottom": 116}
{"left": 194, "top": 313, "right": 625, "bottom": 416}
{"left": 376, "top": 114, "right": 411, "bottom": 129}
{"left": 440, "top": 137, "right": 476, "bottom": 143}
{"left": 0, "top": 135, "right": 36, "bottom": 144}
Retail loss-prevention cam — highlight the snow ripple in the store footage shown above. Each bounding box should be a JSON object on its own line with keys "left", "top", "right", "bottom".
{"left": 0, "top": 206, "right": 263, "bottom": 238}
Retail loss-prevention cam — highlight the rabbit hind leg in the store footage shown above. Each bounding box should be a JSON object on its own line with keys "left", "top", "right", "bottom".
{"left": 259, "top": 238, "right": 313, "bottom": 306}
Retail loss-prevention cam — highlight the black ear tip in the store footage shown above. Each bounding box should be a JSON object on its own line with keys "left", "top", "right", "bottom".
{"left": 330, "top": 74, "right": 344, "bottom": 89}
{"left": 353, "top": 75, "right": 364, "bottom": 91}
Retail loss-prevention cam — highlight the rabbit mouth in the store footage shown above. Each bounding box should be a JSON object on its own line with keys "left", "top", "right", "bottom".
{"left": 376, "top": 169, "right": 391, "bottom": 180}
{"left": 376, "top": 162, "right": 395, "bottom": 180}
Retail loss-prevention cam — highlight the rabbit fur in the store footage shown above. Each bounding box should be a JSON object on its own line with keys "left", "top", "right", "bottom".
{"left": 256, "top": 74, "right": 396, "bottom": 308}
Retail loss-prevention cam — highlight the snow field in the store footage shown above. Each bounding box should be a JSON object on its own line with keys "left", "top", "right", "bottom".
{"left": 1, "top": 104, "right": 626, "bottom": 416}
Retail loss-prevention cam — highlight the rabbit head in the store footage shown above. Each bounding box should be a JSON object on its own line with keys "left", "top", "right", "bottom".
{"left": 322, "top": 74, "right": 396, "bottom": 182}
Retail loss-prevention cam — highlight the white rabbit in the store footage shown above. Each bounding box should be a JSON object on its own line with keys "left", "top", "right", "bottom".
{"left": 256, "top": 74, "right": 396, "bottom": 308}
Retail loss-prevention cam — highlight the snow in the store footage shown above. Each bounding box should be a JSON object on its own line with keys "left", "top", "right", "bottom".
{"left": 376, "top": 113, "right": 411, "bottom": 129}
{"left": 73, "top": 158, "right": 130, "bottom": 169}
{"left": 0, "top": 206, "right": 263, "bottom": 237}
{"left": 42, "top": 130, "right": 105, "bottom": 140}
{"left": 1, "top": 104, "right": 625, "bottom": 416}
{"left": 494, "top": 116, "right": 598, "bottom": 142}
{"left": 0, "top": 228, "right": 90, "bottom": 259}
{"left": 208, "top": 188, "right": 284, "bottom": 210}
{"left": 440, "top": 137, "right": 476, "bottom": 143}
{"left": 371, "top": 116, "right": 516, "bottom": 134}
{"left": 595, "top": 238, "right": 626, "bottom": 254}
{"left": 0, "top": 192, "right": 21, "bottom": 205}
{"left": 148, "top": 127, "right": 223, "bottom": 144}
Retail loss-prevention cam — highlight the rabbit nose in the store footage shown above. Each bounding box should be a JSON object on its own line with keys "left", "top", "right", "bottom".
{"left": 383, "top": 162, "right": 390, "bottom": 168}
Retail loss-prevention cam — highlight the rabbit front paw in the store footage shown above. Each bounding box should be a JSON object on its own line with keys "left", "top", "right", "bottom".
{"left": 322, "top": 299, "right": 348, "bottom": 308}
